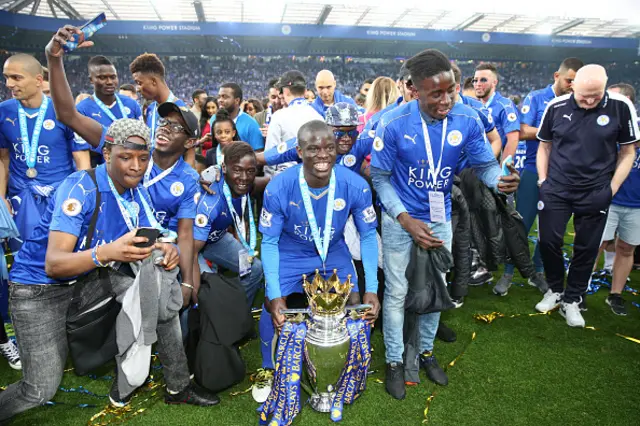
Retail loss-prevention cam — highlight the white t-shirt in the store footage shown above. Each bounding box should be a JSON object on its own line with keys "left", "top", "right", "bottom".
{"left": 264, "top": 101, "right": 323, "bottom": 177}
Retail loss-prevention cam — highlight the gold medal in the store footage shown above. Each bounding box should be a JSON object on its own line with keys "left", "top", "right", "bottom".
{"left": 26, "top": 167, "right": 38, "bottom": 178}
{"left": 247, "top": 256, "right": 254, "bottom": 263}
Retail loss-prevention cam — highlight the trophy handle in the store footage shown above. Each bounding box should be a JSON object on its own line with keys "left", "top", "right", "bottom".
{"left": 345, "top": 304, "right": 373, "bottom": 313}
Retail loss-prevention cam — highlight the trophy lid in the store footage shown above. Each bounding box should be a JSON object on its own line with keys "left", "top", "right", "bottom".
{"left": 302, "top": 269, "right": 353, "bottom": 316}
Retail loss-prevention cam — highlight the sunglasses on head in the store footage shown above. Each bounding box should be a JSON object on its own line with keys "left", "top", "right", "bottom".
{"left": 334, "top": 129, "right": 359, "bottom": 139}
{"left": 473, "top": 77, "right": 489, "bottom": 84}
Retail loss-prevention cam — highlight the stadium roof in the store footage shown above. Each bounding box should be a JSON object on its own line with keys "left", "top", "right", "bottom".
{"left": 2, "top": 0, "right": 640, "bottom": 39}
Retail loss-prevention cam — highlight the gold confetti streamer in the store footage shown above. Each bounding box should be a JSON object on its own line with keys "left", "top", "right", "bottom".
{"left": 615, "top": 333, "right": 640, "bottom": 345}
{"left": 422, "top": 392, "right": 436, "bottom": 424}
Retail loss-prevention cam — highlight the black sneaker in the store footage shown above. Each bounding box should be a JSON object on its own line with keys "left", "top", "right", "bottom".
{"left": 419, "top": 352, "right": 448, "bottom": 386}
{"left": 606, "top": 294, "right": 627, "bottom": 316}
{"left": 385, "top": 362, "right": 406, "bottom": 400}
{"left": 165, "top": 384, "right": 220, "bottom": 406}
{"left": 436, "top": 323, "right": 457, "bottom": 343}
{"left": 109, "top": 376, "right": 133, "bottom": 408}
{"left": 469, "top": 270, "right": 493, "bottom": 286}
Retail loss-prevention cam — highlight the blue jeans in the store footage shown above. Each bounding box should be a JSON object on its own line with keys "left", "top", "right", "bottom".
{"left": 200, "top": 233, "right": 264, "bottom": 306}
{"left": 381, "top": 214, "right": 452, "bottom": 363}
{"left": 505, "top": 169, "right": 543, "bottom": 275}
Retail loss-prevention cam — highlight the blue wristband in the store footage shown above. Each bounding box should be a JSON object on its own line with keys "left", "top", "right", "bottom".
{"left": 91, "top": 245, "right": 105, "bottom": 267}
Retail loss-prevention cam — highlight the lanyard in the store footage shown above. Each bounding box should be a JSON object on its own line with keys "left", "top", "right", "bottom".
{"left": 92, "top": 94, "right": 127, "bottom": 122}
{"left": 288, "top": 98, "right": 307, "bottom": 107}
{"left": 420, "top": 117, "right": 447, "bottom": 188}
{"left": 107, "top": 175, "right": 163, "bottom": 232}
{"left": 222, "top": 182, "right": 257, "bottom": 256}
{"left": 17, "top": 95, "right": 49, "bottom": 169}
{"left": 150, "top": 92, "right": 177, "bottom": 145}
{"left": 143, "top": 157, "right": 179, "bottom": 188}
{"left": 484, "top": 92, "right": 496, "bottom": 108}
{"left": 298, "top": 167, "right": 336, "bottom": 266}
{"left": 216, "top": 145, "right": 223, "bottom": 165}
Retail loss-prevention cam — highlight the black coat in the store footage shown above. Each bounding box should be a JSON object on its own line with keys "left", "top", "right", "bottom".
{"left": 458, "top": 168, "right": 534, "bottom": 278}
{"left": 187, "top": 273, "right": 254, "bottom": 393}
{"left": 450, "top": 182, "right": 471, "bottom": 298}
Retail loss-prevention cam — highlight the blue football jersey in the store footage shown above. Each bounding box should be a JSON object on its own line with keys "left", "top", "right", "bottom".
{"left": 514, "top": 141, "right": 527, "bottom": 173}
{"left": 193, "top": 178, "right": 244, "bottom": 243}
{"left": 371, "top": 100, "right": 495, "bottom": 222}
{"left": 259, "top": 164, "right": 376, "bottom": 296}
{"left": 77, "top": 94, "right": 142, "bottom": 126}
{"left": 9, "top": 164, "right": 156, "bottom": 285}
{"left": 0, "top": 98, "right": 89, "bottom": 196}
{"left": 144, "top": 158, "right": 200, "bottom": 231}
{"left": 520, "top": 85, "right": 556, "bottom": 172}
{"left": 483, "top": 91, "right": 520, "bottom": 147}
{"left": 612, "top": 146, "right": 640, "bottom": 208}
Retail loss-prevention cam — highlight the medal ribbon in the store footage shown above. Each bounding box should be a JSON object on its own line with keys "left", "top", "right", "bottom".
{"left": 298, "top": 167, "right": 336, "bottom": 266}
{"left": 222, "top": 181, "right": 257, "bottom": 256}
{"left": 150, "top": 92, "right": 177, "bottom": 145}
{"left": 216, "top": 145, "right": 223, "bottom": 165}
{"left": 92, "top": 93, "right": 128, "bottom": 122}
{"left": 420, "top": 117, "right": 447, "bottom": 189}
{"left": 17, "top": 95, "right": 49, "bottom": 170}
{"left": 143, "top": 158, "right": 179, "bottom": 188}
{"left": 107, "top": 175, "right": 164, "bottom": 232}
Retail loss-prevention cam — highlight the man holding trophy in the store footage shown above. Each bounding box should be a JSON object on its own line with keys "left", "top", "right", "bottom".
{"left": 257, "top": 120, "right": 380, "bottom": 421}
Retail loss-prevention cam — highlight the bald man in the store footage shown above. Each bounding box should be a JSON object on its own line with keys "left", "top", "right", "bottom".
{"left": 311, "top": 69, "right": 357, "bottom": 117}
{"left": 534, "top": 64, "right": 639, "bottom": 327}
{"left": 1, "top": 54, "right": 90, "bottom": 250}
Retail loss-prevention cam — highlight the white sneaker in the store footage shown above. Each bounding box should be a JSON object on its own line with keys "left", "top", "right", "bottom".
{"left": 0, "top": 340, "right": 21, "bottom": 370}
{"left": 251, "top": 378, "right": 272, "bottom": 403}
{"left": 559, "top": 300, "right": 585, "bottom": 328}
{"left": 535, "top": 290, "right": 562, "bottom": 313}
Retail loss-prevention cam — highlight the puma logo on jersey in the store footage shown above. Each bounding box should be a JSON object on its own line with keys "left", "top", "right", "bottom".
{"left": 563, "top": 114, "right": 572, "bottom": 121}
{"left": 404, "top": 134, "right": 418, "bottom": 145}
{"left": 92, "top": 112, "right": 102, "bottom": 118}
{"left": 5, "top": 117, "right": 16, "bottom": 126}
{"left": 289, "top": 201, "right": 301, "bottom": 208}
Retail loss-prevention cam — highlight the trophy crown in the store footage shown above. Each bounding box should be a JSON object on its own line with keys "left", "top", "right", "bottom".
{"left": 303, "top": 269, "right": 353, "bottom": 316}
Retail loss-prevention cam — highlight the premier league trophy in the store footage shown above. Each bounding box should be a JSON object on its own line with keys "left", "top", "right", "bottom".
{"left": 301, "top": 270, "right": 354, "bottom": 413}
{"left": 260, "top": 269, "right": 372, "bottom": 425}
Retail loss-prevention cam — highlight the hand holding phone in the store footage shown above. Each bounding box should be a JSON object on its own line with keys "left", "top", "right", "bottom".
{"left": 501, "top": 155, "right": 513, "bottom": 177}
{"left": 134, "top": 227, "right": 161, "bottom": 248}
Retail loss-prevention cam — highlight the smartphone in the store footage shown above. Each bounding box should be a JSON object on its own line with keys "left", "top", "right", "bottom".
{"left": 501, "top": 155, "right": 513, "bottom": 177}
{"left": 63, "top": 13, "right": 107, "bottom": 53}
{"left": 134, "top": 227, "right": 161, "bottom": 248}
{"left": 201, "top": 165, "right": 220, "bottom": 183}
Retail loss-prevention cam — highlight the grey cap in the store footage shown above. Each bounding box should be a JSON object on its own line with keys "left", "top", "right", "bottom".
{"left": 104, "top": 118, "right": 151, "bottom": 150}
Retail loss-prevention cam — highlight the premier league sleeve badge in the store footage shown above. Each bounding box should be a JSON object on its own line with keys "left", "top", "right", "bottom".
{"left": 62, "top": 198, "right": 82, "bottom": 217}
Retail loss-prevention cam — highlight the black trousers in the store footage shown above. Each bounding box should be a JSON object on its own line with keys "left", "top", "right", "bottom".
{"left": 538, "top": 181, "right": 612, "bottom": 303}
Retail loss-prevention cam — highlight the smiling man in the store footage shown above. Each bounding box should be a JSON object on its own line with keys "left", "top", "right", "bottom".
{"left": 370, "top": 49, "right": 520, "bottom": 399}
{"left": 46, "top": 32, "right": 201, "bottom": 309}
{"left": 77, "top": 56, "right": 142, "bottom": 164}
{"left": 213, "top": 82, "right": 264, "bottom": 151}
{"left": 535, "top": 64, "right": 639, "bottom": 327}
{"left": 258, "top": 121, "right": 380, "bottom": 393}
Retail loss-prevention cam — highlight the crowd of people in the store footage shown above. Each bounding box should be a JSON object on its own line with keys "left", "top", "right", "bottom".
{"left": 0, "top": 21, "right": 638, "bottom": 423}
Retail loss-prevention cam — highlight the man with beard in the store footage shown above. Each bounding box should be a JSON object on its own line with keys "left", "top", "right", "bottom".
{"left": 77, "top": 56, "right": 142, "bottom": 165}
{"left": 213, "top": 82, "right": 264, "bottom": 151}
{"left": 494, "top": 57, "right": 584, "bottom": 297}
{"left": 371, "top": 49, "right": 520, "bottom": 399}
{"left": 473, "top": 63, "right": 520, "bottom": 159}
{"left": 46, "top": 34, "right": 201, "bottom": 309}
{"left": 312, "top": 70, "right": 357, "bottom": 117}
{"left": 254, "top": 78, "right": 283, "bottom": 132}
{"left": 190, "top": 89, "right": 207, "bottom": 123}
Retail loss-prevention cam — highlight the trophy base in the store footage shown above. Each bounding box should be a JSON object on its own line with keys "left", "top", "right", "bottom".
{"left": 308, "top": 392, "right": 335, "bottom": 413}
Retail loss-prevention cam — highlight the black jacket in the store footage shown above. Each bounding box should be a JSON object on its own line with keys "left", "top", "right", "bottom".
{"left": 450, "top": 182, "right": 471, "bottom": 298}
{"left": 187, "top": 273, "right": 254, "bottom": 393}
{"left": 458, "top": 169, "right": 533, "bottom": 278}
{"left": 403, "top": 244, "right": 454, "bottom": 383}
